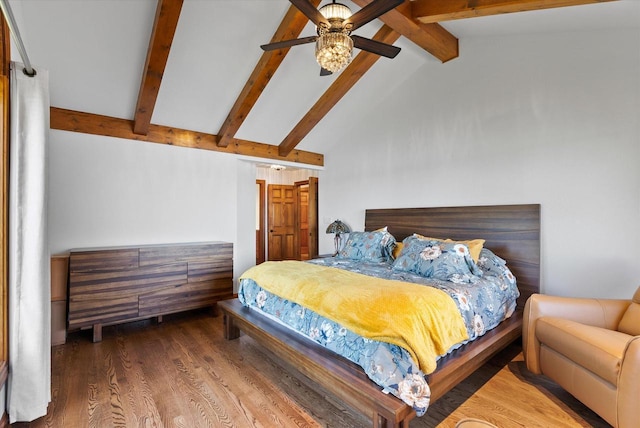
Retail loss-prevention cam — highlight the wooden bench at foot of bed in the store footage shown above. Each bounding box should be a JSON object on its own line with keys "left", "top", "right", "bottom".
{"left": 220, "top": 298, "right": 416, "bottom": 428}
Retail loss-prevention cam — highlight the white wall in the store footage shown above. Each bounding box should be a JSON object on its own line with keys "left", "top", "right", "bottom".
{"left": 255, "top": 166, "right": 319, "bottom": 185}
{"left": 48, "top": 130, "right": 253, "bottom": 282}
{"left": 317, "top": 28, "right": 640, "bottom": 299}
{"left": 46, "top": 133, "right": 322, "bottom": 286}
{"left": 46, "top": 28, "right": 640, "bottom": 300}
{"left": 236, "top": 161, "right": 257, "bottom": 289}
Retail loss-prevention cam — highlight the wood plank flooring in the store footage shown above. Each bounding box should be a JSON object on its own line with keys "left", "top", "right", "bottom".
{"left": 14, "top": 309, "right": 609, "bottom": 427}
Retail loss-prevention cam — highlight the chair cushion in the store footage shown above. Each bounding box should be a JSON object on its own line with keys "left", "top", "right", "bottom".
{"left": 536, "top": 316, "right": 632, "bottom": 385}
{"left": 618, "top": 286, "right": 640, "bottom": 336}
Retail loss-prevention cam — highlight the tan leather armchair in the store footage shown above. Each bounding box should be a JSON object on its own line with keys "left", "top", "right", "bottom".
{"left": 523, "top": 287, "right": 640, "bottom": 428}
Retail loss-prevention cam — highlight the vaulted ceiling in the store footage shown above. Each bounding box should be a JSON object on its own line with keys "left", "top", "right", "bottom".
{"left": 6, "top": 0, "right": 637, "bottom": 168}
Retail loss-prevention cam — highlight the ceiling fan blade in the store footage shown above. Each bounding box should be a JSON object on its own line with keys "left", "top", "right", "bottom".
{"left": 320, "top": 67, "right": 332, "bottom": 76}
{"left": 261, "top": 36, "right": 318, "bottom": 51}
{"left": 345, "top": 0, "right": 404, "bottom": 31}
{"left": 290, "top": 0, "right": 329, "bottom": 27}
{"left": 351, "top": 35, "right": 401, "bottom": 58}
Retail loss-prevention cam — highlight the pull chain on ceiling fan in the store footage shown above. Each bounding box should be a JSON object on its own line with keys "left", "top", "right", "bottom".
{"left": 261, "top": 0, "right": 404, "bottom": 76}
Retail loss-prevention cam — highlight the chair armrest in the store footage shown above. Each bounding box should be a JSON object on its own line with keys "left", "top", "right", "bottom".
{"left": 523, "top": 294, "right": 630, "bottom": 374}
{"left": 618, "top": 336, "right": 640, "bottom": 428}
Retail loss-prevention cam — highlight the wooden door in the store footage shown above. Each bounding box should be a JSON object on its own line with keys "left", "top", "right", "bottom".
{"left": 296, "top": 182, "right": 309, "bottom": 260}
{"left": 294, "top": 178, "right": 319, "bottom": 260}
{"left": 268, "top": 185, "right": 297, "bottom": 261}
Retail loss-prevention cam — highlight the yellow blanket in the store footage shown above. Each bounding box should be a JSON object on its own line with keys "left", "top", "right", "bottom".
{"left": 240, "top": 261, "right": 469, "bottom": 374}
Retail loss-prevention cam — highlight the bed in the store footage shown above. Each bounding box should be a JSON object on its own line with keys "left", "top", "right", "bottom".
{"left": 220, "top": 204, "right": 540, "bottom": 427}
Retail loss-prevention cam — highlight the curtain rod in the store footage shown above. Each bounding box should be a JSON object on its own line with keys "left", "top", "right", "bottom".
{"left": 0, "top": 0, "right": 35, "bottom": 76}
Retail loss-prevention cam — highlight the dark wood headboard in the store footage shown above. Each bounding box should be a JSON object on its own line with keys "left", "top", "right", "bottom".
{"left": 365, "top": 204, "right": 540, "bottom": 310}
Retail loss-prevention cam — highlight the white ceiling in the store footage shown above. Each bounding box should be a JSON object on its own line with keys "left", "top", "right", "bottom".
{"left": 7, "top": 0, "right": 640, "bottom": 156}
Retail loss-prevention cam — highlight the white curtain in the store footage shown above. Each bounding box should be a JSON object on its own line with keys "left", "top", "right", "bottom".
{"left": 7, "top": 62, "right": 51, "bottom": 423}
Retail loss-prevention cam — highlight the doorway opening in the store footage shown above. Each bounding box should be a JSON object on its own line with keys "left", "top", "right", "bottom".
{"left": 256, "top": 167, "right": 318, "bottom": 263}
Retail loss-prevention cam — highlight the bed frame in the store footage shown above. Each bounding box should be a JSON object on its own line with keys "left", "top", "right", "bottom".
{"left": 220, "top": 204, "right": 540, "bottom": 427}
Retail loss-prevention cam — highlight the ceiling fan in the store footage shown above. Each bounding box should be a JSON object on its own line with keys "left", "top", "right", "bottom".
{"left": 260, "top": 0, "right": 404, "bottom": 76}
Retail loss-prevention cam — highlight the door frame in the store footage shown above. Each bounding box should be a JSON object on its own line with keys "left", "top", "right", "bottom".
{"left": 295, "top": 180, "right": 309, "bottom": 260}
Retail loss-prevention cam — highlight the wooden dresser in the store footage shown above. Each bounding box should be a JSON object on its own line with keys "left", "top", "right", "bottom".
{"left": 68, "top": 241, "right": 233, "bottom": 342}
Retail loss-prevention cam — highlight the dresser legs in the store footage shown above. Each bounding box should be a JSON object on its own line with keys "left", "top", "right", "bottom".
{"left": 92, "top": 323, "right": 102, "bottom": 343}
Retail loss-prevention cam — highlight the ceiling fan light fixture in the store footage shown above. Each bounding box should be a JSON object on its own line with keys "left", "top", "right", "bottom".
{"left": 315, "top": 32, "right": 353, "bottom": 73}
{"left": 260, "top": 0, "right": 400, "bottom": 76}
{"left": 318, "top": 1, "right": 352, "bottom": 22}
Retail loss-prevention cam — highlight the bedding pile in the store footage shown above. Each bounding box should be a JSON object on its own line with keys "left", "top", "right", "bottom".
{"left": 238, "top": 230, "right": 519, "bottom": 416}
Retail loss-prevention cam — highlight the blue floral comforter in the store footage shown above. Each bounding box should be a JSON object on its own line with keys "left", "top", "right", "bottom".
{"left": 237, "top": 248, "right": 518, "bottom": 416}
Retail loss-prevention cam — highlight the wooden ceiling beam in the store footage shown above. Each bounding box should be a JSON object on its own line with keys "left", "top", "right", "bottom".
{"left": 352, "top": 0, "right": 458, "bottom": 63}
{"left": 133, "top": 0, "right": 184, "bottom": 135}
{"left": 411, "top": 0, "right": 618, "bottom": 24}
{"left": 216, "top": 0, "right": 322, "bottom": 148}
{"left": 278, "top": 25, "right": 401, "bottom": 157}
{"left": 51, "top": 107, "right": 324, "bottom": 167}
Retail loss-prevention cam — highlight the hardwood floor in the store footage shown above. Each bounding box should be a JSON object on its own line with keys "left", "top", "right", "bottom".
{"left": 14, "top": 309, "right": 609, "bottom": 428}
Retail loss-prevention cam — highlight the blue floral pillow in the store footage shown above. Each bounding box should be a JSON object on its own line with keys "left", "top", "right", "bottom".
{"left": 337, "top": 230, "right": 396, "bottom": 263}
{"left": 476, "top": 248, "right": 517, "bottom": 286}
{"left": 391, "top": 235, "right": 483, "bottom": 283}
